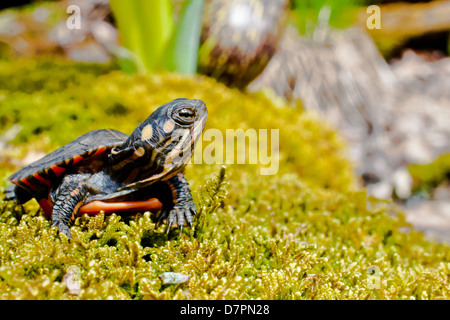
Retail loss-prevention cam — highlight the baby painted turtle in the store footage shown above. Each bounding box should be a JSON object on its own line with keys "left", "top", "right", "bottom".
{"left": 4, "top": 98, "right": 208, "bottom": 238}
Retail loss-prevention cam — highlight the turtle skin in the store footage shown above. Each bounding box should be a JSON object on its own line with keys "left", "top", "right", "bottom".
{"left": 5, "top": 98, "right": 207, "bottom": 239}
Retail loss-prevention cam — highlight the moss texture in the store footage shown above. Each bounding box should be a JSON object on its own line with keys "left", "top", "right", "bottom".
{"left": 0, "top": 58, "right": 449, "bottom": 300}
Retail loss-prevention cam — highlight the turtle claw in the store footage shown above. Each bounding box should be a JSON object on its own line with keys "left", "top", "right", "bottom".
{"left": 160, "top": 199, "right": 196, "bottom": 234}
{"left": 156, "top": 212, "right": 166, "bottom": 228}
{"left": 166, "top": 218, "right": 174, "bottom": 234}
{"left": 52, "top": 221, "right": 72, "bottom": 240}
{"left": 158, "top": 173, "right": 197, "bottom": 234}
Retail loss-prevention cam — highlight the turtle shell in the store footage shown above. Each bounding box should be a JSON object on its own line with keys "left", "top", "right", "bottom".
{"left": 9, "top": 129, "right": 128, "bottom": 196}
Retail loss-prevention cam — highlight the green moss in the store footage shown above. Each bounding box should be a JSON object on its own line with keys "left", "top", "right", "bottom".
{"left": 0, "top": 58, "right": 449, "bottom": 300}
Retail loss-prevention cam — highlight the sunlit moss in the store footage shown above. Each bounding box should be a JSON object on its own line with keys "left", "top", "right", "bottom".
{"left": 0, "top": 59, "right": 449, "bottom": 300}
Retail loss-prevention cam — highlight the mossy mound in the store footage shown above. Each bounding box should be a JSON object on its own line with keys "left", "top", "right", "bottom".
{"left": 0, "top": 59, "right": 449, "bottom": 299}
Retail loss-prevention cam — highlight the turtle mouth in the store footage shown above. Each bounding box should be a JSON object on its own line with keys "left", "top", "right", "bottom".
{"left": 192, "top": 111, "right": 207, "bottom": 144}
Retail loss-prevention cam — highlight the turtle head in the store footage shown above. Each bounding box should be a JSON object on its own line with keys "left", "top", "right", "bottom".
{"left": 109, "top": 98, "right": 207, "bottom": 185}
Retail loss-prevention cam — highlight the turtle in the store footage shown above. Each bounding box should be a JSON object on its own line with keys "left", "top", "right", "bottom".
{"left": 4, "top": 98, "right": 208, "bottom": 239}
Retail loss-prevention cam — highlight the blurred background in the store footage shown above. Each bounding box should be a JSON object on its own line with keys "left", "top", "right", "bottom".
{"left": 0, "top": 0, "right": 449, "bottom": 241}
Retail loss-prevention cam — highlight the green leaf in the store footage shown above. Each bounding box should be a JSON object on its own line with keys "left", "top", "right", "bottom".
{"left": 162, "top": 0, "right": 205, "bottom": 74}
{"left": 292, "top": 0, "right": 362, "bottom": 35}
{"left": 110, "top": 0, "right": 174, "bottom": 72}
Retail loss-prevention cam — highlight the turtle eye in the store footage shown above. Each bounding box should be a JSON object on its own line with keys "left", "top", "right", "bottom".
{"left": 178, "top": 108, "right": 195, "bottom": 120}
{"left": 173, "top": 107, "right": 196, "bottom": 125}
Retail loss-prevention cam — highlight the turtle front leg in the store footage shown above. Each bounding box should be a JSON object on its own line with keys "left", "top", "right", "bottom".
{"left": 51, "top": 174, "right": 89, "bottom": 239}
{"left": 159, "top": 173, "right": 196, "bottom": 233}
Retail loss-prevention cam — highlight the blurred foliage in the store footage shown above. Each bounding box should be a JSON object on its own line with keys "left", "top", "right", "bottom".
{"left": 290, "top": 0, "right": 364, "bottom": 36}
{"left": 162, "top": 0, "right": 205, "bottom": 74}
{"left": 409, "top": 153, "right": 450, "bottom": 196}
{"left": 0, "top": 59, "right": 449, "bottom": 299}
{"left": 109, "top": 0, "right": 204, "bottom": 74}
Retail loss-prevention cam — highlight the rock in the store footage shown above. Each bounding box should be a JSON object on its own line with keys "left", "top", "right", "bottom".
{"left": 158, "top": 272, "right": 190, "bottom": 285}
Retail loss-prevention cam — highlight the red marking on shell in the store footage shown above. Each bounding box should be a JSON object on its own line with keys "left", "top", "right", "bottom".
{"left": 33, "top": 173, "right": 51, "bottom": 187}
{"left": 72, "top": 155, "right": 84, "bottom": 165}
{"left": 93, "top": 146, "right": 107, "bottom": 156}
{"left": 20, "top": 178, "right": 36, "bottom": 191}
{"left": 51, "top": 165, "right": 65, "bottom": 176}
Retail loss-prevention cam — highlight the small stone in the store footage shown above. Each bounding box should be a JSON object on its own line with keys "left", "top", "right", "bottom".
{"left": 158, "top": 272, "right": 190, "bottom": 284}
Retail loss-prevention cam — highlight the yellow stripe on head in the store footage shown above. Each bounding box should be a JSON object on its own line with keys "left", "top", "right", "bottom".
{"left": 163, "top": 119, "right": 175, "bottom": 133}
{"left": 141, "top": 124, "right": 153, "bottom": 141}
